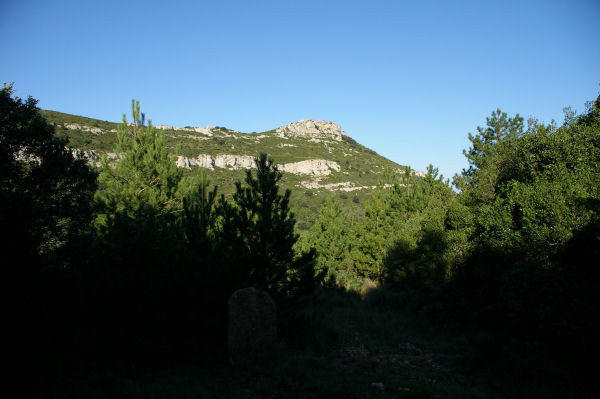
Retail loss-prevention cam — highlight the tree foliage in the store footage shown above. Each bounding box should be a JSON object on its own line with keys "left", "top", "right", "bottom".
{"left": 1, "top": 83, "right": 97, "bottom": 267}
{"left": 181, "top": 168, "right": 218, "bottom": 251}
{"left": 303, "top": 196, "right": 354, "bottom": 283}
{"left": 219, "top": 153, "right": 320, "bottom": 298}
{"left": 304, "top": 92, "right": 599, "bottom": 358}
{"left": 445, "top": 95, "right": 599, "bottom": 348}
{"left": 2, "top": 84, "right": 97, "bottom": 393}
{"left": 9, "top": 84, "right": 599, "bottom": 394}
{"left": 94, "top": 99, "right": 183, "bottom": 244}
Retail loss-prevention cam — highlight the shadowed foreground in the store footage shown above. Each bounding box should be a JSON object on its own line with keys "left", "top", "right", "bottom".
{"left": 54, "top": 287, "right": 595, "bottom": 399}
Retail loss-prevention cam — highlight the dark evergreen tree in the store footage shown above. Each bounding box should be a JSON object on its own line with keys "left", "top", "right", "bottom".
{"left": 1, "top": 83, "right": 97, "bottom": 268}
{"left": 456, "top": 109, "right": 524, "bottom": 209}
{"left": 1, "top": 83, "right": 97, "bottom": 394}
{"left": 182, "top": 169, "right": 218, "bottom": 251}
{"left": 90, "top": 100, "right": 187, "bottom": 356}
{"left": 303, "top": 196, "right": 354, "bottom": 284}
{"left": 218, "top": 153, "right": 320, "bottom": 298}
{"left": 94, "top": 99, "right": 183, "bottom": 244}
{"left": 440, "top": 97, "right": 600, "bottom": 353}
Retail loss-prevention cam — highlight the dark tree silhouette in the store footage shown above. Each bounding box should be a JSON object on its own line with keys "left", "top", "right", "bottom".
{"left": 218, "top": 153, "right": 321, "bottom": 298}
{"left": 1, "top": 83, "right": 97, "bottom": 268}
{"left": 1, "top": 83, "right": 97, "bottom": 395}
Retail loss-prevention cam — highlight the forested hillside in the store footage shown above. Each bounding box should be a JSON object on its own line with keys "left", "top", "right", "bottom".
{"left": 41, "top": 108, "right": 410, "bottom": 231}
{"left": 4, "top": 84, "right": 599, "bottom": 398}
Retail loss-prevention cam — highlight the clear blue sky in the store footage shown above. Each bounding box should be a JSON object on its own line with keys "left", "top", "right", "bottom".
{"left": 2, "top": 0, "right": 598, "bottom": 179}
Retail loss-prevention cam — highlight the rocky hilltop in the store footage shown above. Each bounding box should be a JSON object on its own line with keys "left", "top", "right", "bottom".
{"left": 276, "top": 119, "right": 348, "bottom": 141}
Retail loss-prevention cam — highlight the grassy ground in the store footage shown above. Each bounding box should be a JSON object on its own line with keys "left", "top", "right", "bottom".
{"left": 54, "top": 287, "right": 594, "bottom": 398}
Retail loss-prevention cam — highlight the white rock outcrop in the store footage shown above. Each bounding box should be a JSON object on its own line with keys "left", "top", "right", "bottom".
{"left": 71, "top": 148, "right": 98, "bottom": 162}
{"left": 62, "top": 123, "right": 107, "bottom": 134}
{"left": 176, "top": 154, "right": 256, "bottom": 170}
{"left": 175, "top": 154, "right": 340, "bottom": 176}
{"left": 71, "top": 149, "right": 119, "bottom": 167}
{"left": 155, "top": 125, "right": 214, "bottom": 136}
{"left": 299, "top": 181, "right": 395, "bottom": 192}
{"left": 279, "top": 159, "right": 340, "bottom": 176}
{"left": 276, "top": 119, "right": 347, "bottom": 141}
{"left": 214, "top": 154, "right": 256, "bottom": 169}
{"left": 61, "top": 122, "right": 216, "bottom": 136}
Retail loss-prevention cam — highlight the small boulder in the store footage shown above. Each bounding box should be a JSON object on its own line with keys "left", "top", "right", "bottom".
{"left": 228, "top": 287, "right": 277, "bottom": 365}
{"left": 371, "top": 382, "right": 385, "bottom": 391}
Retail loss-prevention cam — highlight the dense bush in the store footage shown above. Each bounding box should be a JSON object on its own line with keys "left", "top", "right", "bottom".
{"left": 305, "top": 92, "right": 600, "bottom": 363}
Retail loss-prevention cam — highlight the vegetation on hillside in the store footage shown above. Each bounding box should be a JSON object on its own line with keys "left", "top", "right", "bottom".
{"left": 5, "top": 84, "right": 599, "bottom": 397}
{"left": 42, "top": 108, "right": 404, "bottom": 231}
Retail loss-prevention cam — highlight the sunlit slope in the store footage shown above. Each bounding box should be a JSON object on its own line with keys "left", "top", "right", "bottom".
{"left": 42, "top": 110, "right": 408, "bottom": 230}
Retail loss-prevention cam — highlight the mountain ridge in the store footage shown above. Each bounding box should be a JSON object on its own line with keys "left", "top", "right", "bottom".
{"left": 41, "top": 109, "right": 413, "bottom": 230}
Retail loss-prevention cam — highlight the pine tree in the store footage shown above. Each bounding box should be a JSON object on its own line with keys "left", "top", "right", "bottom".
{"left": 94, "top": 99, "right": 183, "bottom": 242}
{"left": 181, "top": 169, "right": 218, "bottom": 251}
{"left": 303, "top": 196, "right": 353, "bottom": 283}
{"left": 351, "top": 171, "right": 408, "bottom": 280}
{"left": 91, "top": 100, "right": 185, "bottom": 335}
{"left": 218, "top": 153, "right": 320, "bottom": 297}
{"left": 457, "top": 109, "right": 525, "bottom": 208}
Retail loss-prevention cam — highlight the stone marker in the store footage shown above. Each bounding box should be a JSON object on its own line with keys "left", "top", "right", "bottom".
{"left": 228, "top": 287, "right": 277, "bottom": 365}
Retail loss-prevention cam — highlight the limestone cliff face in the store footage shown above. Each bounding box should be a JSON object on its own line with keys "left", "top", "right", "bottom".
{"left": 278, "top": 159, "right": 340, "bottom": 175}
{"left": 276, "top": 119, "right": 348, "bottom": 141}
{"left": 176, "top": 154, "right": 340, "bottom": 176}
{"left": 73, "top": 150, "right": 343, "bottom": 178}
{"left": 176, "top": 154, "right": 256, "bottom": 169}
